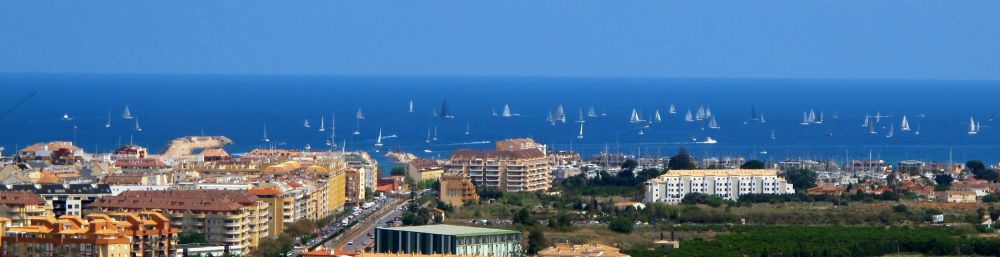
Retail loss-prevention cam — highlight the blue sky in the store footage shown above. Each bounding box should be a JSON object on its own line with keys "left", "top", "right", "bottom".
{"left": 1, "top": 1, "right": 998, "bottom": 80}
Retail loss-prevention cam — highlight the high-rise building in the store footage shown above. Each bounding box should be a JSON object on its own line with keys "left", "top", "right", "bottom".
{"left": 0, "top": 191, "right": 53, "bottom": 227}
{"left": 446, "top": 139, "right": 551, "bottom": 192}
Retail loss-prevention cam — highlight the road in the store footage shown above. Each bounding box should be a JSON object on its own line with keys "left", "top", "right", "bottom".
{"left": 327, "top": 198, "right": 406, "bottom": 252}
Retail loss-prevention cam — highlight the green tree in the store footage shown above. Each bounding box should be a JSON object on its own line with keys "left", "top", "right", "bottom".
{"left": 668, "top": 147, "right": 697, "bottom": 170}
{"left": 513, "top": 208, "right": 536, "bottom": 226}
{"left": 782, "top": 168, "right": 817, "bottom": 192}
{"left": 526, "top": 227, "right": 548, "bottom": 254}
{"left": 178, "top": 233, "right": 207, "bottom": 244}
{"left": 934, "top": 173, "right": 954, "bottom": 191}
{"left": 391, "top": 166, "right": 407, "bottom": 176}
{"left": 967, "top": 160, "right": 987, "bottom": 173}
{"left": 621, "top": 159, "right": 639, "bottom": 173}
{"left": 740, "top": 160, "right": 766, "bottom": 169}
{"left": 609, "top": 217, "right": 634, "bottom": 233}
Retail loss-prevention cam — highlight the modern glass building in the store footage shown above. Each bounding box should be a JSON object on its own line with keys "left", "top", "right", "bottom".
{"left": 375, "top": 224, "right": 523, "bottom": 257}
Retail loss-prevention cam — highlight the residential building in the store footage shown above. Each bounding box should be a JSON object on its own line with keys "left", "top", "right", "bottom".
{"left": 249, "top": 187, "right": 289, "bottom": 237}
{"left": 375, "top": 225, "right": 523, "bottom": 257}
{"left": 538, "top": 243, "right": 630, "bottom": 257}
{"left": 643, "top": 169, "right": 795, "bottom": 204}
{"left": 438, "top": 168, "right": 479, "bottom": 207}
{"left": 96, "top": 211, "right": 180, "bottom": 257}
{"left": 806, "top": 184, "right": 848, "bottom": 196}
{"left": 88, "top": 190, "right": 269, "bottom": 255}
{"left": 0, "top": 216, "right": 131, "bottom": 257}
{"left": 936, "top": 191, "right": 977, "bottom": 203}
{"left": 0, "top": 183, "right": 113, "bottom": 217}
{"left": 0, "top": 191, "right": 53, "bottom": 227}
{"left": 407, "top": 159, "right": 445, "bottom": 182}
{"left": 447, "top": 140, "right": 551, "bottom": 192}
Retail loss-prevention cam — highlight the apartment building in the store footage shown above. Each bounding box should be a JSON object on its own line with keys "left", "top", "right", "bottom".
{"left": 88, "top": 190, "right": 269, "bottom": 255}
{"left": 447, "top": 148, "right": 551, "bottom": 192}
{"left": 643, "top": 169, "right": 795, "bottom": 204}
{"left": 0, "top": 183, "right": 113, "bottom": 217}
{"left": 0, "top": 191, "right": 53, "bottom": 227}
{"left": 407, "top": 159, "right": 445, "bottom": 182}
{"left": 439, "top": 167, "right": 479, "bottom": 207}
{"left": 0, "top": 216, "right": 131, "bottom": 257}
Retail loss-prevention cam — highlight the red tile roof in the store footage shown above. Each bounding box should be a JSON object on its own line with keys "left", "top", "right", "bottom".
{"left": 89, "top": 190, "right": 260, "bottom": 212}
{"left": 0, "top": 191, "right": 46, "bottom": 206}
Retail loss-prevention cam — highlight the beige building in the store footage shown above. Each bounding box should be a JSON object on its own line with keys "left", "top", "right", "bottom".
{"left": 447, "top": 141, "right": 551, "bottom": 192}
{"left": 538, "top": 243, "right": 630, "bottom": 257}
{"left": 407, "top": 159, "right": 445, "bottom": 182}
{"left": 439, "top": 167, "right": 480, "bottom": 207}
{"left": 936, "top": 190, "right": 978, "bottom": 203}
{"left": 88, "top": 190, "right": 269, "bottom": 255}
{"left": 643, "top": 169, "right": 796, "bottom": 204}
{"left": 0, "top": 191, "right": 53, "bottom": 227}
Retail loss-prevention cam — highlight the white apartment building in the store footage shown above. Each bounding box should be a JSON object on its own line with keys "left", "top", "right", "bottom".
{"left": 643, "top": 169, "right": 795, "bottom": 204}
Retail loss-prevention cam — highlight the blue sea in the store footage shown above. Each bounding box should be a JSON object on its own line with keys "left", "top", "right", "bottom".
{"left": 2, "top": 74, "right": 999, "bottom": 174}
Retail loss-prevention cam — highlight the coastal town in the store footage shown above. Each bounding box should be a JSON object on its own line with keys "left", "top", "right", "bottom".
{"left": 1, "top": 134, "right": 1000, "bottom": 257}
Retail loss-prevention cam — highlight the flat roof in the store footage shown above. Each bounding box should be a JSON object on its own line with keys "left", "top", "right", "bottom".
{"left": 379, "top": 224, "right": 520, "bottom": 237}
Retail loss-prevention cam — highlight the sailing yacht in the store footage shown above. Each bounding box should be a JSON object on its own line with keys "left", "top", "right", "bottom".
{"left": 433, "top": 126, "right": 438, "bottom": 141}
{"left": 969, "top": 116, "right": 979, "bottom": 135}
{"left": 815, "top": 112, "right": 824, "bottom": 124}
{"left": 807, "top": 109, "right": 817, "bottom": 123}
{"left": 588, "top": 105, "right": 598, "bottom": 117}
{"left": 577, "top": 109, "right": 586, "bottom": 123}
{"left": 425, "top": 128, "right": 431, "bottom": 143}
{"left": 353, "top": 119, "right": 361, "bottom": 135}
{"left": 629, "top": 109, "right": 644, "bottom": 123}
{"left": 708, "top": 116, "right": 720, "bottom": 129}
{"left": 696, "top": 106, "right": 706, "bottom": 120}
{"left": 304, "top": 119, "right": 311, "bottom": 128}
{"left": 915, "top": 124, "right": 921, "bottom": 135}
{"left": 105, "top": 112, "right": 112, "bottom": 128}
{"left": 122, "top": 106, "right": 133, "bottom": 119}
{"left": 760, "top": 113, "right": 766, "bottom": 123}
{"left": 684, "top": 110, "right": 694, "bottom": 122}
{"left": 262, "top": 125, "right": 269, "bottom": 142}
{"left": 750, "top": 107, "right": 759, "bottom": 121}
{"left": 577, "top": 123, "right": 584, "bottom": 139}
{"left": 356, "top": 108, "right": 365, "bottom": 119}
{"left": 502, "top": 104, "right": 514, "bottom": 118}
{"left": 547, "top": 109, "right": 555, "bottom": 125}
{"left": 869, "top": 122, "right": 877, "bottom": 134}
{"left": 330, "top": 114, "right": 337, "bottom": 147}
{"left": 555, "top": 105, "right": 566, "bottom": 123}
{"left": 874, "top": 112, "right": 885, "bottom": 123}
{"left": 770, "top": 129, "right": 776, "bottom": 140}
{"left": 318, "top": 116, "right": 325, "bottom": 132}
{"left": 134, "top": 117, "right": 142, "bottom": 132}
{"left": 668, "top": 104, "right": 677, "bottom": 114}
{"left": 801, "top": 112, "right": 811, "bottom": 125}
{"left": 863, "top": 115, "right": 870, "bottom": 127}
{"left": 409, "top": 100, "right": 414, "bottom": 113}
{"left": 375, "top": 128, "right": 384, "bottom": 147}
{"left": 705, "top": 106, "right": 713, "bottom": 118}
{"left": 900, "top": 116, "right": 911, "bottom": 131}
{"left": 62, "top": 113, "right": 72, "bottom": 121}
{"left": 654, "top": 110, "right": 662, "bottom": 122}
{"left": 465, "top": 122, "right": 470, "bottom": 135}
{"left": 638, "top": 127, "right": 644, "bottom": 135}
{"left": 440, "top": 99, "right": 454, "bottom": 119}
{"left": 886, "top": 125, "right": 894, "bottom": 138}
{"left": 491, "top": 106, "right": 498, "bottom": 117}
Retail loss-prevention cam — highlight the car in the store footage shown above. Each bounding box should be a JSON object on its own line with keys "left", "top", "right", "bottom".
{"left": 348, "top": 240, "right": 355, "bottom": 245}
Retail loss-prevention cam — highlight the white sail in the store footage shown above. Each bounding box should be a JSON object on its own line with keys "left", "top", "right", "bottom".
{"left": 304, "top": 119, "right": 311, "bottom": 128}
{"left": 770, "top": 129, "right": 776, "bottom": 140}
{"left": 588, "top": 105, "right": 598, "bottom": 117}
{"left": 668, "top": 104, "right": 677, "bottom": 114}
{"left": 869, "top": 122, "right": 877, "bottom": 134}
{"left": 122, "top": 106, "right": 133, "bottom": 119}
{"left": 708, "top": 116, "right": 720, "bottom": 129}
{"left": 105, "top": 112, "right": 112, "bottom": 128}
{"left": 433, "top": 126, "right": 438, "bottom": 141}
{"left": 502, "top": 104, "right": 512, "bottom": 118}
{"left": 409, "top": 100, "right": 414, "bottom": 113}
{"left": 684, "top": 110, "right": 694, "bottom": 122}
{"left": 318, "top": 116, "right": 325, "bottom": 132}
{"left": 801, "top": 112, "right": 810, "bottom": 125}
{"left": 808, "top": 109, "right": 816, "bottom": 123}
{"left": 863, "top": 115, "right": 870, "bottom": 127}
{"left": 969, "top": 116, "right": 978, "bottom": 135}
{"left": 375, "top": 127, "right": 383, "bottom": 147}
{"left": 577, "top": 108, "right": 586, "bottom": 123}
{"left": 654, "top": 110, "right": 662, "bottom": 122}
{"left": 547, "top": 109, "right": 554, "bottom": 124}
{"left": 886, "top": 125, "right": 894, "bottom": 138}
{"left": 356, "top": 108, "right": 365, "bottom": 119}
{"left": 705, "top": 106, "right": 713, "bottom": 118}
{"left": 696, "top": 106, "right": 706, "bottom": 120}
{"left": 262, "top": 124, "right": 269, "bottom": 142}
{"left": 134, "top": 117, "right": 142, "bottom": 132}
{"left": 329, "top": 114, "right": 337, "bottom": 147}
{"left": 630, "top": 109, "right": 642, "bottom": 123}
{"left": 555, "top": 105, "right": 566, "bottom": 123}
{"left": 815, "top": 112, "right": 824, "bottom": 124}
{"left": 491, "top": 106, "right": 498, "bottom": 116}
{"left": 426, "top": 128, "right": 431, "bottom": 143}
{"left": 760, "top": 113, "right": 766, "bottom": 123}
{"left": 577, "top": 123, "right": 584, "bottom": 139}
{"left": 465, "top": 122, "right": 470, "bottom": 135}
{"left": 900, "top": 116, "right": 911, "bottom": 131}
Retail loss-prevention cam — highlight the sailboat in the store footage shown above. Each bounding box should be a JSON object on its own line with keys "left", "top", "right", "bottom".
{"left": 318, "top": 116, "right": 326, "bottom": 132}
{"left": 668, "top": 104, "right": 677, "bottom": 114}
{"left": 968, "top": 116, "right": 978, "bottom": 135}
{"left": 262, "top": 124, "right": 269, "bottom": 142}
{"left": 62, "top": 113, "right": 72, "bottom": 121}
{"left": 874, "top": 112, "right": 884, "bottom": 123}
{"left": 696, "top": 106, "right": 706, "bottom": 120}
{"left": 801, "top": 112, "right": 811, "bottom": 125}
{"left": 601, "top": 109, "right": 607, "bottom": 116}
{"left": 502, "top": 104, "right": 513, "bottom": 118}
{"left": 577, "top": 123, "right": 584, "bottom": 139}
{"left": 770, "top": 129, "right": 776, "bottom": 140}
{"left": 440, "top": 99, "right": 454, "bottom": 119}
{"left": 886, "top": 125, "right": 894, "bottom": 138}
{"left": 750, "top": 107, "right": 759, "bottom": 121}
{"left": 915, "top": 124, "right": 921, "bottom": 135}
{"left": 327, "top": 114, "right": 337, "bottom": 147}
{"left": 555, "top": 105, "right": 566, "bottom": 123}
{"left": 134, "top": 117, "right": 142, "bottom": 132}
{"left": 105, "top": 112, "right": 112, "bottom": 128}
{"left": 353, "top": 118, "right": 361, "bottom": 135}
{"left": 815, "top": 112, "right": 824, "bottom": 124}
{"left": 304, "top": 119, "right": 311, "bottom": 128}
{"left": 654, "top": 110, "right": 662, "bottom": 123}
{"left": 705, "top": 106, "right": 713, "bottom": 118}
{"left": 863, "top": 115, "right": 870, "bottom": 127}
{"left": 425, "top": 128, "right": 431, "bottom": 143}
{"left": 629, "top": 109, "right": 644, "bottom": 123}
{"left": 465, "top": 122, "right": 470, "bottom": 135}
{"left": 491, "top": 106, "right": 498, "bottom": 117}
{"left": 808, "top": 109, "right": 817, "bottom": 123}
{"left": 409, "top": 100, "right": 414, "bottom": 113}
{"left": 577, "top": 109, "right": 586, "bottom": 123}
{"left": 638, "top": 127, "right": 644, "bottom": 135}
{"left": 708, "top": 116, "right": 720, "bottom": 129}
{"left": 375, "top": 128, "right": 384, "bottom": 147}
{"left": 356, "top": 108, "right": 365, "bottom": 119}
{"left": 547, "top": 109, "right": 555, "bottom": 125}
{"left": 684, "top": 110, "right": 694, "bottom": 122}
{"left": 588, "top": 105, "right": 598, "bottom": 117}
{"left": 869, "top": 122, "right": 877, "bottom": 134}
{"left": 760, "top": 113, "right": 766, "bottom": 123}
{"left": 432, "top": 126, "right": 438, "bottom": 141}
{"left": 900, "top": 116, "right": 911, "bottom": 131}
{"left": 122, "top": 106, "right": 133, "bottom": 119}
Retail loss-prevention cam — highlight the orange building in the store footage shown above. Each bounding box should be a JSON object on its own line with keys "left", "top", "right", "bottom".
{"left": 0, "top": 215, "right": 130, "bottom": 257}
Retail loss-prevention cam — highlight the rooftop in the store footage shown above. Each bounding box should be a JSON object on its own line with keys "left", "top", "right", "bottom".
{"left": 379, "top": 224, "right": 519, "bottom": 237}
